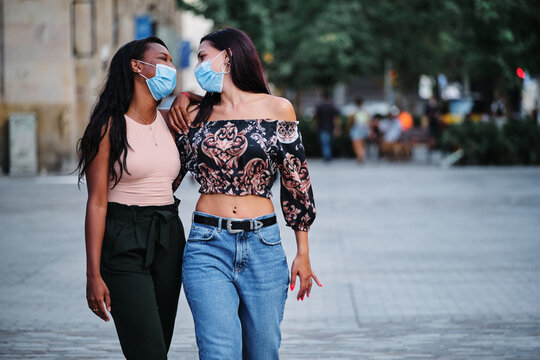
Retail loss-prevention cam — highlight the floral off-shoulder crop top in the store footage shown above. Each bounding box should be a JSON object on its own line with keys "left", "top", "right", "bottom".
{"left": 175, "top": 119, "right": 316, "bottom": 231}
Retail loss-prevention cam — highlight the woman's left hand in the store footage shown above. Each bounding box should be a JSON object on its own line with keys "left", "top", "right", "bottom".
{"left": 166, "top": 93, "right": 191, "bottom": 133}
{"left": 166, "top": 92, "right": 202, "bottom": 133}
{"left": 290, "top": 253, "right": 322, "bottom": 301}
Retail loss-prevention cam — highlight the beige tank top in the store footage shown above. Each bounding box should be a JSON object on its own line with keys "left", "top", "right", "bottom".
{"left": 108, "top": 111, "right": 180, "bottom": 206}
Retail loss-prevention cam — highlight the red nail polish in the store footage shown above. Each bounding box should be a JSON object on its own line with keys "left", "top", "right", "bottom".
{"left": 290, "top": 284, "right": 294, "bottom": 291}
{"left": 307, "top": 294, "right": 310, "bottom": 298}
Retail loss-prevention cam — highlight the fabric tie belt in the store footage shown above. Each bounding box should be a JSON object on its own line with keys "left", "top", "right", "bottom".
{"left": 106, "top": 197, "right": 180, "bottom": 269}
{"left": 144, "top": 208, "right": 177, "bottom": 268}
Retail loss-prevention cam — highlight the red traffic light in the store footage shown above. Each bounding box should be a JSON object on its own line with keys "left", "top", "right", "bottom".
{"left": 516, "top": 67, "right": 525, "bottom": 79}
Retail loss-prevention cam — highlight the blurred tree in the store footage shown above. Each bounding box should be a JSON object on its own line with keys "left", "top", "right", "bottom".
{"left": 453, "top": 0, "right": 540, "bottom": 82}
{"left": 177, "top": 0, "right": 540, "bottom": 100}
{"left": 362, "top": 0, "right": 451, "bottom": 90}
{"left": 432, "top": 0, "right": 540, "bottom": 112}
{"left": 362, "top": 0, "right": 540, "bottom": 97}
{"left": 177, "top": 0, "right": 373, "bottom": 91}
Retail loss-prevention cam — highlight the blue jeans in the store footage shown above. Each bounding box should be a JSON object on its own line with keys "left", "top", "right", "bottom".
{"left": 319, "top": 131, "right": 333, "bottom": 161}
{"left": 183, "top": 211, "right": 289, "bottom": 360}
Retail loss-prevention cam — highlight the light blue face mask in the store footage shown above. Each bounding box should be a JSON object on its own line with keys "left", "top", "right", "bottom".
{"left": 136, "top": 60, "right": 177, "bottom": 100}
{"left": 194, "top": 50, "right": 230, "bottom": 93}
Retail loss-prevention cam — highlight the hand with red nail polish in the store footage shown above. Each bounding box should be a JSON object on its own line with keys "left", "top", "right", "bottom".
{"left": 290, "top": 232, "right": 322, "bottom": 303}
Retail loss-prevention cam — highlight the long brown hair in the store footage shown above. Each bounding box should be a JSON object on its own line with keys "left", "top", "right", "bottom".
{"left": 76, "top": 37, "right": 168, "bottom": 188}
{"left": 193, "top": 28, "right": 270, "bottom": 124}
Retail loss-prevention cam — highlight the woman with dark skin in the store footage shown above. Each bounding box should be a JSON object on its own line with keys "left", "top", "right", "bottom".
{"left": 169, "top": 28, "right": 321, "bottom": 359}
{"left": 78, "top": 36, "right": 188, "bottom": 359}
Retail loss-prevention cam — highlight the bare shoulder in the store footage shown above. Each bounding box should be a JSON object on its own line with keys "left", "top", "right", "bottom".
{"left": 100, "top": 117, "right": 112, "bottom": 141}
{"left": 259, "top": 94, "right": 296, "bottom": 122}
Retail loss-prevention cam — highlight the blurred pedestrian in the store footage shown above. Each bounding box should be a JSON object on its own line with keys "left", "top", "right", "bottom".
{"left": 369, "top": 113, "right": 383, "bottom": 142}
{"left": 491, "top": 96, "right": 506, "bottom": 127}
{"left": 379, "top": 106, "right": 404, "bottom": 160}
{"left": 531, "top": 101, "right": 538, "bottom": 124}
{"left": 425, "top": 95, "right": 441, "bottom": 148}
{"left": 367, "top": 113, "right": 383, "bottom": 159}
{"left": 347, "top": 98, "right": 370, "bottom": 163}
{"left": 169, "top": 27, "right": 321, "bottom": 359}
{"left": 76, "top": 36, "right": 190, "bottom": 359}
{"left": 313, "top": 91, "right": 340, "bottom": 162}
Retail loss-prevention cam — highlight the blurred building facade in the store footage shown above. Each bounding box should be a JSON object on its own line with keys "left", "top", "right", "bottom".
{"left": 0, "top": 0, "right": 211, "bottom": 174}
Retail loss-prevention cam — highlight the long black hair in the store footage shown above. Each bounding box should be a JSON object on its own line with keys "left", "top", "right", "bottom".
{"left": 76, "top": 36, "right": 167, "bottom": 187}
{"left": 193, "top": 28, "right": 270, "bottom": 124}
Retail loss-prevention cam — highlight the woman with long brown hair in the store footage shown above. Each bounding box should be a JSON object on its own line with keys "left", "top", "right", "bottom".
{"left": 171, "top": 27, "right": 321, "bottom": 359}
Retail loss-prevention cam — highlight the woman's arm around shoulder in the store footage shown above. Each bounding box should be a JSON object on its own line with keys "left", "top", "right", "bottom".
{"left": 164, "top": 91, "right": 203, "bottom": 134}
{"left": 170, "top": 98, "right": 200, "bottom": 192}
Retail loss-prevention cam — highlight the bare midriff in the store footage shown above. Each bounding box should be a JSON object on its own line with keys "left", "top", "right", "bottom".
{"left": 196, "top": 194, "right": 275, "bottom": 219}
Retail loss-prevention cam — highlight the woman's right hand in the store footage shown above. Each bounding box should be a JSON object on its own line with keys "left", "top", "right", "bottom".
{"left": 86, "top": 274, "right": 111, "bottom": 322}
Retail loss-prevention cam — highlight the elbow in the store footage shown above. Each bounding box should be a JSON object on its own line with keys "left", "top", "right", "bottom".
{"left": 302, "top": 209, "right": 317, "bottom": 232}
{"left": 86, "top": 192, "right": 108, "bottom": 210}
{"left": 286, "top": 206, "right": 316, "bottom": 232}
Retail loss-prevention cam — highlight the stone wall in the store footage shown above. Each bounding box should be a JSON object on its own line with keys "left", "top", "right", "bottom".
{"left": 0, "top": 104, "right": 72, "bottom": 173}
{"left": 0, "top": 0, "right": 198, "bottom": 174}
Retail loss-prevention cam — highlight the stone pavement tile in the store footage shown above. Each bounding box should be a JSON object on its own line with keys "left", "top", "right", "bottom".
{"left": 279, "top": 316, "right": 540, "bottom": 359}
{"left": 2, "top": 163, "right": 540, "bottom": 359}
{"left": 4, "top": 318, "right": 536, "bottom": 359}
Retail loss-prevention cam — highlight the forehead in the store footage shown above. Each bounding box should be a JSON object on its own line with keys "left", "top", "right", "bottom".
{"left": 198, "top": 40, "right": 218, "bottom": 53}
{"left": 144, "top": 42, "right": 170, "bottom": 57}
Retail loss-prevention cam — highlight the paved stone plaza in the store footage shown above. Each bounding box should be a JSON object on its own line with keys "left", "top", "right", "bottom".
{"left": 1, "top": 161, "right": 539, "bottom": 359}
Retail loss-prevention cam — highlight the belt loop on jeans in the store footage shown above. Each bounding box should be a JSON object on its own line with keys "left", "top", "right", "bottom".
{"left": 218, "top": 217, "right": 223, "bottom": 231}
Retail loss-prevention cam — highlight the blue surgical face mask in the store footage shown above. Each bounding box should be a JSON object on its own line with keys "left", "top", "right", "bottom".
{"left": 136, "top": 60, "right": 177, "bottom": 100}
{"left": 194, "top": 50, "right": 230, "bottom": 93}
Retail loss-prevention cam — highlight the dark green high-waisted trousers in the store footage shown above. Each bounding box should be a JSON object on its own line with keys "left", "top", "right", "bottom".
{"left": 100, "top": 198, "right": 185, "bottom": 360}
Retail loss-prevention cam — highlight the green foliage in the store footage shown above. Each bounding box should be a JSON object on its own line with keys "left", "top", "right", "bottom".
{"left": 298, "top": 116, "right": 354, "bottom": 158}
{"left": 178, "top": 0, "right": 372, "bottom": 89}
{"left": 297, "top": 117, "right": 322, "bottom": 157}
{"left": 441, "top": 119, "right": 540, "bottom": 165}
{"left": 436, "top": 0, "right": 540, "bottom": 89}
{"left": 177, "top": 0, "right": 540, "bottom": 93}
{"left": 503, "top": 120, "right": 540, "bottom": 164}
